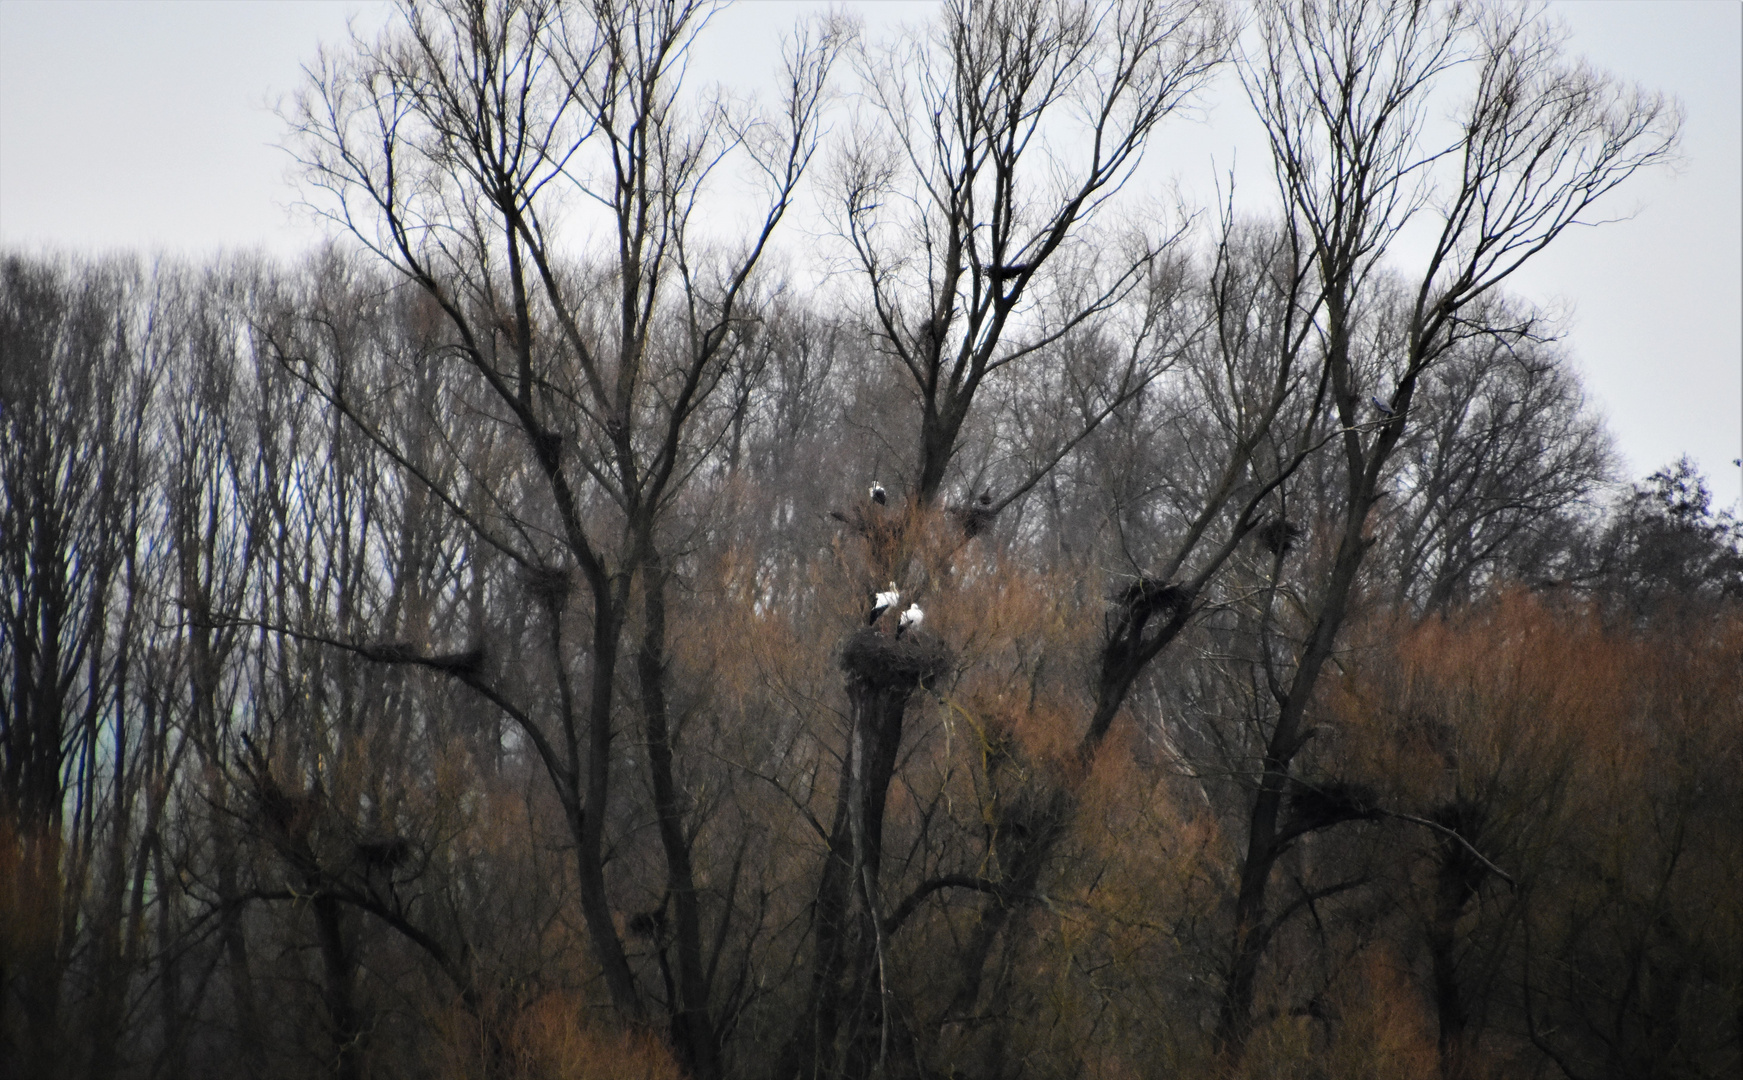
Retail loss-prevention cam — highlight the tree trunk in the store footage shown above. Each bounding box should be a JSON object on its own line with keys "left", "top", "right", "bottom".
{"left": 1216, "top": 493, "right": 1377, "bottom": 1054}
{"left": 312, "top": 891, "right": 362, "bottom": 1080}
{"left": 791, "top": 631, "right": 944, "bottom": 1080}
{"left": 573, "top": 594, "right": 644, "bottom": 1021}
{"left": 637, "top": 573, "right": 721, "bottom": 1080}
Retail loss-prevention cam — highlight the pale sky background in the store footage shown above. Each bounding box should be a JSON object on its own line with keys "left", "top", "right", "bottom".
{"left": 2, "top": 0, "right": 1738, "bottom": 508}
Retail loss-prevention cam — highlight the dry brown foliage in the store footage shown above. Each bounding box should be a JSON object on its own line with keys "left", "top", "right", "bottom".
{"left": 426, "top": 988, "right": 683, "bottom": 1080}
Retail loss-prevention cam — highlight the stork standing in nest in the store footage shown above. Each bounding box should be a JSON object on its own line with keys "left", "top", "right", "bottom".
{"left": 869, "top": 583, "right": 900, "bottom": 626}
{"left": 897, "top": 602, "right": 924, "bottom": 639}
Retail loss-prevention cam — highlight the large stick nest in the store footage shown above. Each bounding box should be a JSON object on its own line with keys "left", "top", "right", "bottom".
{"left": 839, "top": 626, "right": 952, "bottom": 690}
{"left": 1286, "top": 777, "right": 1380, "bottom": 831}
{"left": 950, "top": 503, "right": 997, "bottom": 539}
{"left": 1255, "top": 515, "right": 1304, "bottom": 557}
{"left": 1114, "top": 577, "right": 1190, "bottom": 622}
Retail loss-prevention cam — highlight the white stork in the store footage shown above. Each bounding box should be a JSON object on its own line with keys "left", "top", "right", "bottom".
{"left": 869, "top": 583, "right": 900, "bottom": 626}
{"left": 897, "top": 602, "right": 924, "bottom": 639}
{"left": 869, "top": 481, "right": 887, "bottom": 505}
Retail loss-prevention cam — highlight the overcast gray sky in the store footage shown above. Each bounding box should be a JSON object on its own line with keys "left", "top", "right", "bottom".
{"left": 3, "top": 0, "right": 1738, "bottom": 507}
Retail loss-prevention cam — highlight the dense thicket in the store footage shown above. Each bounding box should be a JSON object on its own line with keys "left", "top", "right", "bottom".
{"left": 3, "top": 2, "right": 1735, "bottom": 1080}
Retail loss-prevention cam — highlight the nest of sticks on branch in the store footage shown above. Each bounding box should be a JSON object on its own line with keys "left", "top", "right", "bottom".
{"left": 366, "top": 641, "right": 487, "bottom": 677}
{"left": 523, "top": 564, "right": 573, "bottom": 611}
{"left": 1114, "top": 577, "right": 1190, "bottom": 623}
{"left": 1286, "top": 777, "right": 1381, "bottom": 832}
{"left": 951, "top": 503, "right": 997, "bottom": 539}
{"left": 353, "top": 835, "right": 413, "bottom": 870}
{"left": 1255, "top": 515, "right": 1304, "bottom": 558}
{"left": 839, "top": 626, "right": 952, "bottom": 690}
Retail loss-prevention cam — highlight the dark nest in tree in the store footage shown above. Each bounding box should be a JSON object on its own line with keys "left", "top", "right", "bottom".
{"left": 1255, "top": 515, "right": 1304, "bottom": 557}
{"left": 364, "top": 641, "right": 486, "bottom": 677}
{"left": 1287, "top": 778, "right": 1381, "bottom": 832}
{"left": 951, "top": 503, "right": 998, "bottom": 539}
{"left": 829, "top": 504, "right": 907, "bottom": 545}
{"left": 628, "top": 908, "right": 668, "bottom": 940}
{"left": 1105, "top": 577, "right": 1192, "bottom": 662}
{"left": 839, "top": 626, "right": 952, "bottom": 690}
{"left": 523, "top": 564, "right": 573, "bottom": 611}
{"left": 1114, "top": 577, "right": 1190, "bottom": 622}
{"left": 253, "top": 777, "right": 319, "bottom": 847}
{"left": 354, "top": 835, "right": 412, "bottom": 870}
{"left": 425, "top": 648, "right": 486, "bottom": 676}
{"left": 530, "top": 428, "right": 563, "bottom": 467}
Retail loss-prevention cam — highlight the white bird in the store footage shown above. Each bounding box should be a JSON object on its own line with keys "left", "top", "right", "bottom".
{"left": 869, "top": 481, "right": 887, "bottom": 506}
{"left": 897, "top": 602, "right": 924, "bottom": 638}
{"left": 1370, "top": 395, "right": 1398, "bottom": 418}
{"left": 869, "top": 583, "right": 900, "bottom": 625}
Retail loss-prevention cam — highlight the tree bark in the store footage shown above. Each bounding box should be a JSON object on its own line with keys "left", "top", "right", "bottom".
{"left": 790, "top": 631, "right": 945, "bottom": 1080}
{"left": 638, "top": 571, "right": 721, "bottom": 1080}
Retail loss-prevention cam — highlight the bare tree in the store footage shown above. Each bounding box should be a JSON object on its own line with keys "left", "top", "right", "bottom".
{"left": 1216, "top": 0, "right": 1679, "bottom": 1052}
{"left": 835, "top": 0, "right": 1231, "bottom": 506}
{"left": 283, "top": 2, "right": 838, "bottom": 1072}
{"left": 0, "top": 256, "right": 161, "bottom": 1079}
{"left": 2, "top": 5, "right": 1717, "bottom": 1079}
{"left": 1376, "top": 300, "right": 1613, "bottom": 613}
{"left": 919, "top": 208, "right": 1336, "bottom": 1073}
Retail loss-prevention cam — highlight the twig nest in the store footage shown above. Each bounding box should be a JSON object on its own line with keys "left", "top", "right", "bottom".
{"left": 354, "top": 835, "right": 412, "bottom": 869}
{"left": 1256, "top": 516, "right": 1303, "bottom": 557}
{"left": 363, "top": 641, "right": 485, "bottom": 676}
{"left": 425, "top": 648, "right": 485, "bottom": 676}
{"left": 951, "top": 503, "right": 997, "bottom": 538}
{"left": 523, "top": 564, "right": 572, "bottom": 610}
{"left": 839, "top": 626, "right": 952, "bottom": 689}
{"left": 1286, "top": 777, "right": 1380, "bottom": 830}
{"left": 1113, "top": 577, "right": 1189, "bottom": 621}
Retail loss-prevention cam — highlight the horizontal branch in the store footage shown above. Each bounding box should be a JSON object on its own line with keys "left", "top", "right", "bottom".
{"left": 884, "top": 874, "right": 1008, "bottom": 936}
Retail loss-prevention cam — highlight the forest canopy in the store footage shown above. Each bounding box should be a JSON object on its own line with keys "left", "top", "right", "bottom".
{"left": 2, "top": 2, "right": 1736, "bottom": 1080}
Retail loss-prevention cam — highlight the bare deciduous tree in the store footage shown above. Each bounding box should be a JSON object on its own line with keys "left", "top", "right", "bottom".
{"left": 836, "top": 0, "right": 1231, "bottom": 505}
{"left": 284, "top": 2, "right": 839, "bottom": 1073}
{"left": 1217, "top": 0, "right": 1680, "bottom": 1052}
